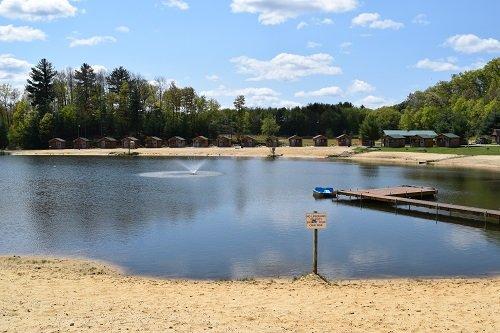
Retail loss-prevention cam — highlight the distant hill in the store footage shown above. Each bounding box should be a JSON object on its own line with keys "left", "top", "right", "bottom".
{"left": 395, "top": 57, "right": 499, "bottom": 138}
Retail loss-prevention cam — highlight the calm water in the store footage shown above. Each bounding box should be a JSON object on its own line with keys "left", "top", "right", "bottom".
{"left": 0, "top": 156, "right": 499, "bottom": 279}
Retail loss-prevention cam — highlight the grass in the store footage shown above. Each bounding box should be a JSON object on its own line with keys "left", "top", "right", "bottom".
{"left": 366, "top": 145, "right": 500, "bottom": 156}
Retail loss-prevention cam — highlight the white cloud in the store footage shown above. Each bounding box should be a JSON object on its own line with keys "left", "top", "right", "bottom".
{"left": 231, "top": 0, "right": 359, "bottom": 25}
{"left": 0, "top": 54, "right": 31, "bottom": 86}
{"left": 68, "top": 35, "right": 117, "bottom": 47}
{"left": 412, "top": 13, "right": 429, "bottom": 26}
{"left": 231, "top": 53, "right": 342, "bottom": 81}
{"left": 115, "top": 26, "right": 130, "bottom": 33}
{"left": 340, "top": 41, "right": 352, "bottom": 53}
{"left": 201, "top": 85, "right": 300, "bottom": 108}
{"left": 295, "top": 86, "right": 343, "bottom": 97}
{"left": 444, "top": 34, "right": 500, "bottom": 54}
{"left": 414, "top": 58, "right": 459, "bottom": 72}
{"left": 319, "top": 18, "right": 333, "bottom": 25}
{"left": 307, "top": 41, "right": 322, "bottom": 48}
{"left": 162, "top": 0, "right": 189, "bottom": 10}
{"left": 0, "top": 24, "right": 45, "bottom": 42}
{"left": 356, "top": 95, "right": 393, "bottom": 109}
{"left": 296, "top": 21, "right": 308, "bottom": 29}
{"left": 352, "top": 12, "right": 403, "bottom": 30}
{"left": 205, "top": 74, "right": 219, "bottom": 81}
{"left": 91, "top": 65, "right": 107, "bottom": 73}
{"left": 348, "top": 79, "right": 374, "bottom": 94}
{"left": 0, "top": 0, "right": 77, "bottom": 21}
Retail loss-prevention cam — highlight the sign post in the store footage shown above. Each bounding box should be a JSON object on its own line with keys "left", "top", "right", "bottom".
{"left": 306, "top": 211, "right": 327, "bottom": 274}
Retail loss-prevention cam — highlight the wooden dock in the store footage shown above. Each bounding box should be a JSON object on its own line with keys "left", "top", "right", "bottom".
{"left": 336, "top": 186, "right": 500, "bottom": 222}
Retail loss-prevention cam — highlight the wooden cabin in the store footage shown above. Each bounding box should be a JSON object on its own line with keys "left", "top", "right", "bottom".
{"left": 336, "top": 134, "right": 352, "bottom": 147}
{"left": 383, "top": 134, "right": 405, "bottom": 148}
{"left": 122, "top": 137, "right": 140, "bottom": 149}
{"left": 411, "top": 134, "right": 435, "bottom": 147}
{"left": 48, "top": 138, "right": 66, "bottom": 149}
{"left": 361, "top": 138, "right": 375, "bottom": 147}
{"left": 145, "top": 136, "right": 162, "bottom": 148}
{"left": 168, "top": 136, "right": 186, "bottom": 148}
{"left": 266, "top": 136, "right": 279, "bottom": 148}
{"left": 193, "top": 136, "right": 209, "bottom": 148}
{"left": 288, "top": 135, "right": 302, "bottom": 147}
{"left": 217, "top": 135, "right": 232, "bottom": 147}
{"left": 73, "top": 137, "right": 90, "bottom": 149}
{"left": 436, "top": 133, "right": 460, "bottom": 148}
{"left": 97, "top": 137, "right": 118, "bottom": 149}
{"left": 313, "top": 135, "right": 328, "bottom": 147}
{"left": 492, "top": 129, "right": 500, "bottom": 144}
{"left": 383, "top": 130, "right": 437, "bottom": 145}
{"left": 241, "top": 135, "right": 257, "bottom": 147}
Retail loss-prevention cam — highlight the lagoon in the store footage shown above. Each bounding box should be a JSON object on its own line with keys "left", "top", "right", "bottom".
{"left": 0, "top": 156, "right": 499, "bottom": 279}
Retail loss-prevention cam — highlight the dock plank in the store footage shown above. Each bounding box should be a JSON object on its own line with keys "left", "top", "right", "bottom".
{"left": 337, "top": 186, "right": 500, "bottom": 221}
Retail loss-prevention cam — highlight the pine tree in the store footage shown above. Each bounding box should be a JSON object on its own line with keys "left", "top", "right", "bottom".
{"left": 107, "top": 67, "right": 130, "bottom": 94}
{"left": 75, "top": 63, "right": 97, "bottom": 134}
{"left": 26, "top": 59, "right": 57, "bottom": 116}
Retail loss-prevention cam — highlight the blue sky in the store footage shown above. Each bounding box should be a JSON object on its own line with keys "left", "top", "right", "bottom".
{"left": 0, "top": 0, "right": 499, "bottom": 108}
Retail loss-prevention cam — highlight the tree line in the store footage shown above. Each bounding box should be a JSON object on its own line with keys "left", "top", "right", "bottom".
{"left": 0, "top": 57, "right": 498, "bottom": 149}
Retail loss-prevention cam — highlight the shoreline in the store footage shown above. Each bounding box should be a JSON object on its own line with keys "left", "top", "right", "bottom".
{"left": 4, "top": 147, "right": 500, "bottom": 172}
{"left": 1, "top": 255, "right": 499, "bottom": 332}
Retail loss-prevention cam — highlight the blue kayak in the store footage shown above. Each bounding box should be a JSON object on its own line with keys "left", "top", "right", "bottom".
{"left": 313, "top": 187, "right": 336, "bottom": 198}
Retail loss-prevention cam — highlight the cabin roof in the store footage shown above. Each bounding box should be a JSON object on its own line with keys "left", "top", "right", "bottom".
{"left": 194, "top": 136, "right": 208, "bottom": 140}
{"left": 313, "top": 135, "right": 327, "bottom": 140}
{"left": 148, "top": 136, "right": 162, "bottom": 141}
{"left": 384, "top": 130, "right": 437, "bottom": 137}
{"left": 336, "top": 134, "right": 350, "bottom": 139}
{"left": 413, "top": 134, "right": 435, "bottom": 139}
{"left": 123, "top": 136, "right": 139, "bottom": 141}
{"left": 439, "top": 133, "right": 460, "bottom": 139}
{"left": 49, "top": 138, "right": 66, "bottom": 142}
{"left": 384, "top": 134, "right": 405, "bottom": 139}
{"left": 73, "top": 137, "right": 90, "bottom": 142}
{"left": 242, "top": 135, "right": 256, "bottom": 140}
{"left": 169, "top": 136, "right": 186, "bottom": 141}
{"left": 218, "top": 135, "right": 232, "bottom": 140}
{"left": 98, "top": 136, "right": 117, "bottom": 142}
{"left": 288, "top": 135, "right": 302, "bottom": 140}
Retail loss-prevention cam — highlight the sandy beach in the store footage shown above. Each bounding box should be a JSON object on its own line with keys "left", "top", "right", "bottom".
{"left": 1, "top": 256, "right": 499, "bottom": 332}
{"left": 349, "top": 151, "right": 500, "bottom": 171}
{"left": 6, "top": 146, "right": 500, "bottom": 171}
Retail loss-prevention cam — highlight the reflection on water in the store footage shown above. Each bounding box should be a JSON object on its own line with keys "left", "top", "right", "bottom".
{"left": 0, "top": 156, "right": 499, "bottom": 279}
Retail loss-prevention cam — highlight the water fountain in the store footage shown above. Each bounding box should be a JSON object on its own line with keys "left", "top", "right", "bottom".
{"left": 138, "top": 159, "right": 222, "bottom": 179}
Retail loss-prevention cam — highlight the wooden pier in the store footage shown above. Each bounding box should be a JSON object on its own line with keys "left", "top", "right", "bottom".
{"left": 336, "top": 185, "right": 500, "bottom": 223}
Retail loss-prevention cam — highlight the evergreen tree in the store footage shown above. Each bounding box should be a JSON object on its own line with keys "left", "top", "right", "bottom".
{"left": 26, "top": 59, "right": 57, "bottom": 116}
{"left": 107, "top": 66, "right": 131, "bottom": 93}
{"left": 359, "top": 113, "right": 381, "bottom": 142}
{"left": 74, "top": 63, "right": 97, "bottom": 136}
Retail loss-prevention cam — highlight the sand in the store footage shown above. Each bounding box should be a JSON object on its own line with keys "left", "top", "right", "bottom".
{"left": 7, "top": 146, "right": 352, "bottom": 159}
{"left": 1, "top": 256, "right": 499, "bottom": 332}
{"left": 349, "top": 151, "right": 500, "bottom": 172}
{"left": 6, "top": 147, "right": 500, "bottom": 171}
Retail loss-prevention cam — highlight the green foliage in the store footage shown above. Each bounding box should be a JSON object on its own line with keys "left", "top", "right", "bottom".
{"left": 6, "top": 57, "right": 499, "bottom": 149}
{"left": 25, "top": 59, "right": 57, "bottom": 116}
{"left": 106, "top": 66, "right": 130, "bottom": 93}
{"left": 38, "top": 113, "right": 55, "bottom": 145}
{"left": 8, "top": 100, "right": 40, "bottom": 148}
{"left": 399, "top": 57, "right": 499, "bottom": 138}
{"left": 261, "top": 116, "right": 280, "bottom": 137}
{"left": 0, "top": 117, "right": 7, "bottom": 148}
{"left": 359, "top": 113, "right": 380, "bottom": 141}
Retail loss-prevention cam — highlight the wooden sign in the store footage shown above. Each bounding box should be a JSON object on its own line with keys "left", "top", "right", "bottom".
{"left": 306, "top": 212, "right": 327, "bottom": 229}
